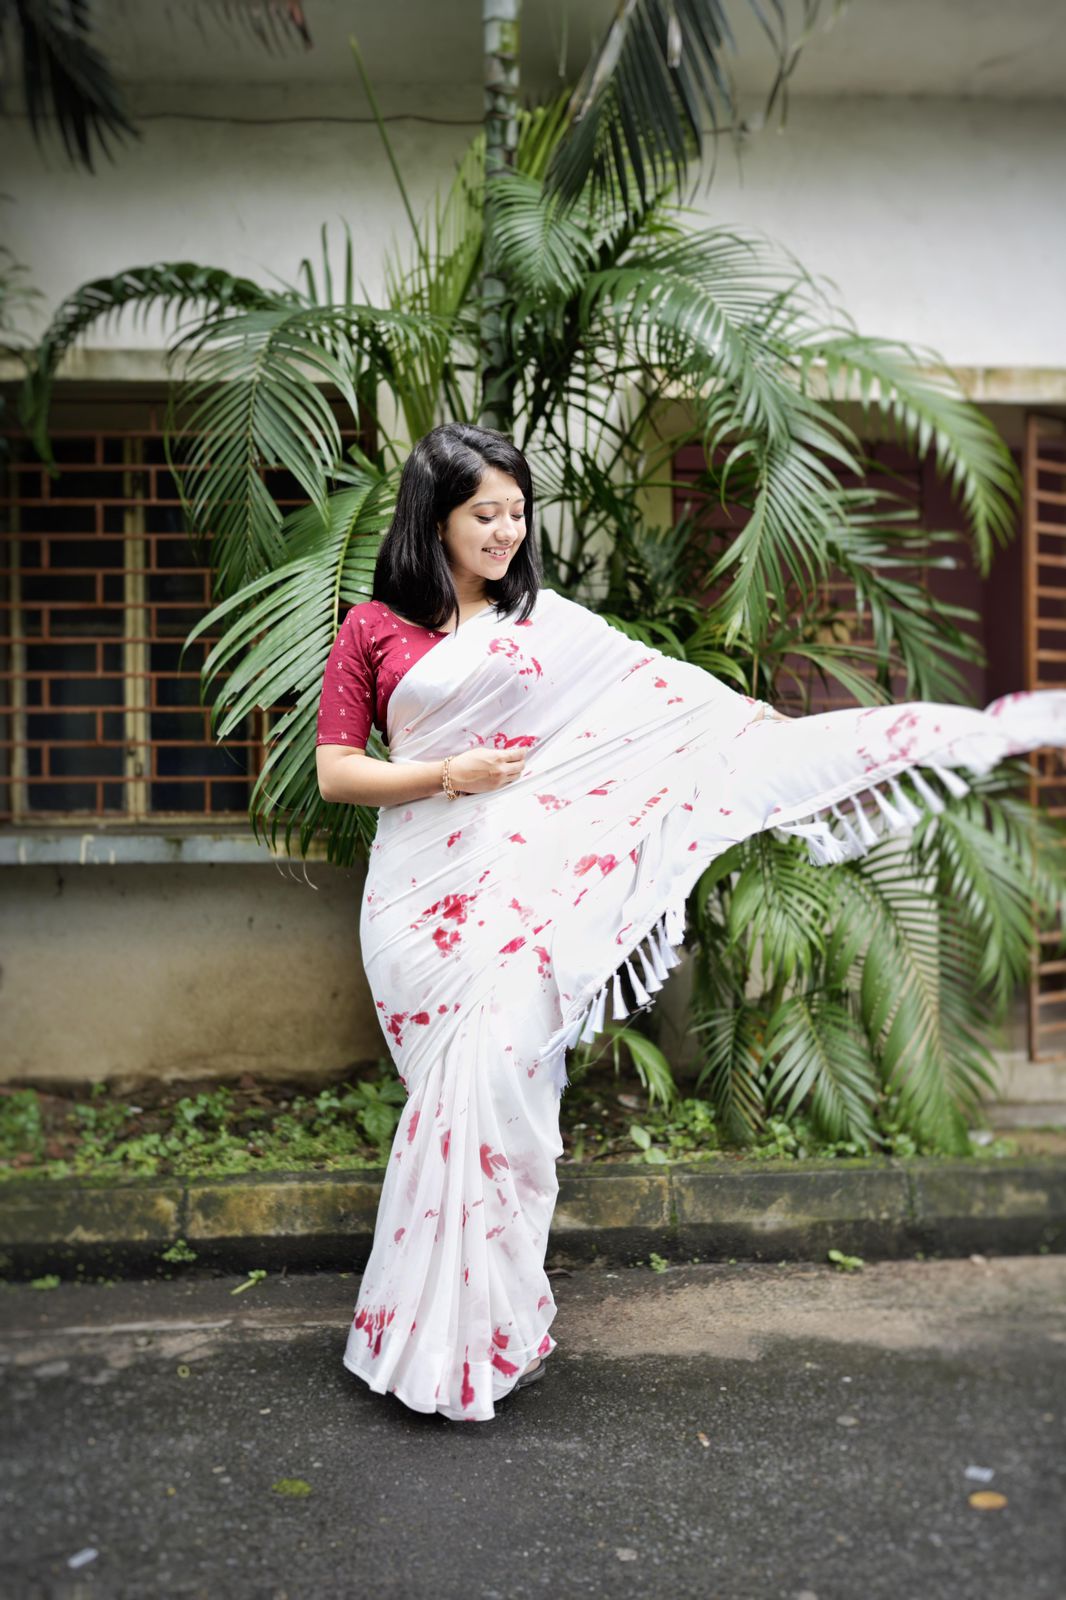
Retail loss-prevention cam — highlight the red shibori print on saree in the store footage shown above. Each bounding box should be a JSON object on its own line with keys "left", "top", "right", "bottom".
{"left": 339, "top": 585, "right": 1066, "bottom": 1421}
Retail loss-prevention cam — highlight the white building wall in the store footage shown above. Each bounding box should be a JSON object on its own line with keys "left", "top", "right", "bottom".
{"left": 3, "top": 89, "right": 1066, "bottom": 377}
{"left": 1, "top": 861, "right": 377, "bottom": 1086}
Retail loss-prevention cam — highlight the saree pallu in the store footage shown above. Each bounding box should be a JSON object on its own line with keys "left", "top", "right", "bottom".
{"left": 342, "top": 585, "right": 1066, "bottom": 1421}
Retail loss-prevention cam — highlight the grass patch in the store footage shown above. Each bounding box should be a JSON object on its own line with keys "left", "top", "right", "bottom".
{"left": 0, "top": 1071, "right": 404, "bottom": 1185}
{"left": 0, "top": 1061, "right": 1029, "bottom": 1187}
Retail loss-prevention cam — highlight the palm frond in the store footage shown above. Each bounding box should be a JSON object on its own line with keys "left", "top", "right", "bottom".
{"left": 545, "top": 0, "right": 828, "bottom": 209}
{"left": 382, "top": 135, "right": 485, "bottom": 439}
{"left": 825, "top": 503, "right": 988, "bottom": 702}
{"left": 798, "top": 332, "right": 1022, "bottom": 569}
{"left": 170, "top": 297, "right": 443, "bottom": 595}
{"left": 490, "top": 173, "right": 598, "bottom": 300}
{"left": 769, "top": 643, "right": 896, "bottom": 709}
{"left": 515, "top": 92, "right": 575, "bottom": 182}
{"left": 830, "top": 846, "right": 979, "bottom": 1152}
{"left": 580, "top": 227, "right": 816, "bottom": 450}
{"left": 167, "top": 304, "right": 358, "bottom": 594}
{"left": 10, "top": 0, "right": 138, "bottom": 172}
{"left": 763, "top": 992, "right": 880, "bottom": 1144}
{"left": 19, "top": 262, "right": 275, "bottom": 463}
{"left": 727, "top": 833, "right": 837, "bottom": 987}
{"left": 702, "top": 413, "right": 851, "bottom": 647}
{"left": 183, "top": 467, "right": 393, "bottom": 863}
{"left": 605, "top": 1022, "right": 679, "bottom": 1108}
{"left": 0, "top": 245, "right": 44, "bottom": 358}
{"left": 691, "top": 997, "right": 768, "bottom": 1145}
{"left": 916, "top": 769, "right": 1066, "bottom": 1009}
{"left": 9, "top": 0, "right": 312, "bottom": 172}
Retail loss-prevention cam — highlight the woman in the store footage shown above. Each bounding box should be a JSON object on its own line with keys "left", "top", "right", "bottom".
{"left": 316, "top": 421, "right": 1066, "bottom": 1424}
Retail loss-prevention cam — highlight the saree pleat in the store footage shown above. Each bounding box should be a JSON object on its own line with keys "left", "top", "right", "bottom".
{"left": 344, "top": 959, "right": 564, "bottom": 1420}
{"left": 341, "top": 588, "right": 1066, "bottom": 1420}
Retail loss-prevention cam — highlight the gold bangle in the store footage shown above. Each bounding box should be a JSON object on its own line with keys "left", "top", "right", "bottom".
{"left": 441, "top": 755, "right": 461, "bottom": 800}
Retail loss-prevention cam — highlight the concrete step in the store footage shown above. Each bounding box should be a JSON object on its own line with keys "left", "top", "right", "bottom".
{"left": 1, "top": 1156, "right": 1063, "bottom": 1281}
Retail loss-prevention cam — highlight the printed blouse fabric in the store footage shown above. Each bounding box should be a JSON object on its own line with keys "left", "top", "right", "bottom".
{"left": 316, "top": 600, "right": 451, "bottom": 748}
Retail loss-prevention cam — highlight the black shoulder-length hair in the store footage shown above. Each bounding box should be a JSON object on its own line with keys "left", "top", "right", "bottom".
{"left": 372, "top": 422, "right": 541, "bottom": 631}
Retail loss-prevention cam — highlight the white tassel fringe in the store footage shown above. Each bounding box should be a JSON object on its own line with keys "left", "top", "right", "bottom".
{"left": 772, "top": 761, "right": 959, "bottom": 867}
{"left": 550, "top": 760, "right": 972, "bottom": 1090}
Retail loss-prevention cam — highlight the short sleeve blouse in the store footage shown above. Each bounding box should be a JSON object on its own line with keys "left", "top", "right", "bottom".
{"left": 316, "top": 600, "right": 450, "bottom": 749}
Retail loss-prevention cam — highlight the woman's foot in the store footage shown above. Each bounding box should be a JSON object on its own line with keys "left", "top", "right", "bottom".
{"left": 514, "top": 1354, "right": 547, "bottom": 1389}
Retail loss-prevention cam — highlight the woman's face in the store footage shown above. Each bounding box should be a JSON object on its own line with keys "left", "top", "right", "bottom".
{"left": 439, "top": 465, "right": 527, "bottom": 593}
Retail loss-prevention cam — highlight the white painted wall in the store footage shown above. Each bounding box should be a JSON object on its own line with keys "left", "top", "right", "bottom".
{"left": 695, "top": 96, "right": 1066, "bottom": 373}
{"left": 1, "top": 862, "right": 377, "bottom": 1085}
{"left": 3, "top": 86, "right": 1066, "bottom": 374}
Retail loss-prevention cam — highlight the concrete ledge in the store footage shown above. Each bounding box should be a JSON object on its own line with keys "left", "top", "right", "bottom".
{"left": 906, "top": 1163, "right": 1064, "bottom": 1255}
{"left": 0, "top": 828, "right": 334, "bottom": 866}
{"left": 0, "top": 1158, "right": 1063, "bottom": 1280}
{"left": 185, "top": 1173, "right": 386, "bottom": 1261}
{"left": 672, "top": 1164, "right": 915, "bottom": 1260}
{"left": 0, "top": 1177, "right": 183, "bottom": 1278}
{"left": 6, "top": 356, "right": 1066, "bottom": 405}
{"left": 550, "top": 1168, "right": 674, "bottom": 1262}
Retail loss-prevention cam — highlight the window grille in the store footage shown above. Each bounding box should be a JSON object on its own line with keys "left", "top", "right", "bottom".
{"left": 1024, "top": 413, "right": 1066, "bottom": 1058}
{"left": 672, "top": 440, "right": 937, "bottom": 713}
{"left": 0, "top": 419, "right": 356, "bottom": 824}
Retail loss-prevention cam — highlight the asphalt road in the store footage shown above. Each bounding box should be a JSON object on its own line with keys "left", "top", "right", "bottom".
{"left": 1, "top": 1255, "right": 1064, "bottom": 1600}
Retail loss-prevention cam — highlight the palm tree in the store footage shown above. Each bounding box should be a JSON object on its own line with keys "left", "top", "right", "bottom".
{"left": 0, "top": 246, "right": 42, "bottom": 450}
{"left": 0, "top": 0, "right": 311, "bottom": 172}
{"left": 16, "top": 2, "right": 1066, "bottom": 1153}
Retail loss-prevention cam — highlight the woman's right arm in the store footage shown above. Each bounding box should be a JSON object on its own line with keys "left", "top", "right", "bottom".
{"left": 316, "top": 745, "right": 448, "bottom": 806}
{"left": 314, "top": 612, "right": 525, "bottom": 805}
{"left": 316, "top": 609, "right": 449, "bottom": 805}
{"left": 316, "top": 744, "right": 528, "bottom": 807}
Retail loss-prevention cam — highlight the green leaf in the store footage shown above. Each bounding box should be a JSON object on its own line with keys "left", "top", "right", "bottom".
{"left": 691, "top": 999, "right": 768, "bottom": 1145}
{"left": 20, "top": 262, "right": 273, "bottom": 465}
{"left": 183, "top": 467, "right": 392, "bottom": 866}
{"left": 610, "top": 1024, "right": 678, "bottom": 1108}
{"left": 727, "top": 834, "right": 835, "bottom": 986}
{"left": 545, "top": 0, "right": 823, "bottom": 209}
{"left": 763, "top": 992, "right": 879, "bottom": 1145}
{"left": 798, "top": 332, "right": 1021, "bottom": 570}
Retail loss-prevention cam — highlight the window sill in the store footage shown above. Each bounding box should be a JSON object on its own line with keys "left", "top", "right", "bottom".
{"left": 0, "top": 827, "right": 339, "bottom": 867}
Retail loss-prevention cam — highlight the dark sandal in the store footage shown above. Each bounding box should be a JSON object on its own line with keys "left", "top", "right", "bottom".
{"left": 514, "top": 1357, "right": 547, "bottom": 1389}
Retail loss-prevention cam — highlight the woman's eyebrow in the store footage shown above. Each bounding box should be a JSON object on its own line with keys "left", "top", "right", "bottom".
{"left": 472, "top": 498, "right": 525, "bottom": 508}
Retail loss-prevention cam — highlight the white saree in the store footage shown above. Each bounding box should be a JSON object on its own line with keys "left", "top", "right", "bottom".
{"left": 342, "top": 584, "right": 1066, "bottom": 1421}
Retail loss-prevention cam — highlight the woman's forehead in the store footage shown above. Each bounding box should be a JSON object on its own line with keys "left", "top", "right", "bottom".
{"left": 467, "top": 468, "right": 525, "bottom": 506}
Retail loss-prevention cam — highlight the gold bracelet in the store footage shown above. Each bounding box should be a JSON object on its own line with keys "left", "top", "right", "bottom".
{"left": 441, "top": 755, "right": 461, "bottom": 800}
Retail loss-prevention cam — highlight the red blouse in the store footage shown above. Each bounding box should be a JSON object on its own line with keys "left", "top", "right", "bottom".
{"left": 316, "top": 599, "right": 454, "bottom": 750}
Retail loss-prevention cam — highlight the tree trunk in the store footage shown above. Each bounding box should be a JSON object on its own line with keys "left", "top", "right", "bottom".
{"left": 479, "top": 0, "right": 521, "bottom": 433}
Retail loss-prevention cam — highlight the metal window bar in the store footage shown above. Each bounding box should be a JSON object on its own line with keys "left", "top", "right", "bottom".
{"left": 0, "top": 422, "right": 359, "bottom": 824}
{"left": 672, "top": 442, "right": 931, "bottom": 712}
{"left": 1024, "top": 412, "right": 1066, "bottom": 1060}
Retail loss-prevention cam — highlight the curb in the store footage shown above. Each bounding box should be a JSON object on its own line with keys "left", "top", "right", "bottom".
{"left": 1, "top": 1158, "right": 1064, "bottom": 1280}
